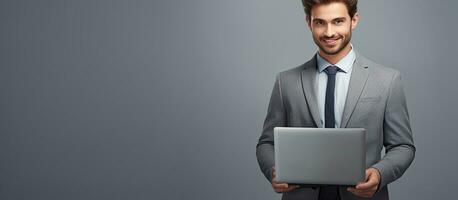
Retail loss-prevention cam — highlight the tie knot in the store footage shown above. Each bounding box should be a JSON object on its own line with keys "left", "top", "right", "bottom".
{"left": 324, "top": 65, "right": 339, "bottom": 75}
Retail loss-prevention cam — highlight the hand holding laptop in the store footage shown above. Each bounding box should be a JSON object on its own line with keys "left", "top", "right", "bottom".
{"left": 271, "top": 166, "right": 380, "bottom": 197}
{"left": 274, "top": 127, "right": 366, "bottom": 185}
{"left": 272, "top": 127, "right": 378, "bottom": 197}
{"left": 346, "top": 167, "right": 381, "bottom": 198}
{"left": 271, "top": 167, "right": 300, "bottom": 193}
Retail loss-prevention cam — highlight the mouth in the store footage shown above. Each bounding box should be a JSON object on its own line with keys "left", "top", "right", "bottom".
{"left": 322, "top": 38, "right": 340, "bottom": 46}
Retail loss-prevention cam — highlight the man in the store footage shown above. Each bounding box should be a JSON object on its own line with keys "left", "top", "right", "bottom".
{"left": 256, "top": 0, "right": 416, "bottom": 200}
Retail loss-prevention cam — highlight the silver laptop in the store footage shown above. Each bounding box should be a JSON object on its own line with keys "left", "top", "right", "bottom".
{"left": 274, "top": 127, "right": 366, "bottom": 186}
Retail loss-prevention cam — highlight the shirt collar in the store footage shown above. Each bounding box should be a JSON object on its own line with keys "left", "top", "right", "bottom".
{"left": 316, "top": 45, "right": 356, "bottom": 74}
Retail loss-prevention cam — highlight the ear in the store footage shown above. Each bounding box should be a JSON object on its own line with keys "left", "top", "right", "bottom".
{"left": 351, "top": 12, "right": 359, "bottom": 30}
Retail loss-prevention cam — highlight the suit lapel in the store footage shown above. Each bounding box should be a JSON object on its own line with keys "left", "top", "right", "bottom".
{"left": 340, "top": 52, "right": 369, "bottom": 128}
{"left": 301, "top": 55, "right": 322, "bottom": 128}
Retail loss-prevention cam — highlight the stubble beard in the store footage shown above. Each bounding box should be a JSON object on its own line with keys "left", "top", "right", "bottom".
{"left": 314, "top": 29, "right": 352, "bottom": 56}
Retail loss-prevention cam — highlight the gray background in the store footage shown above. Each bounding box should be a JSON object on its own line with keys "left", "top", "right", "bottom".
{"left": 1, "top": 0, "right": 457, "bottom": 199}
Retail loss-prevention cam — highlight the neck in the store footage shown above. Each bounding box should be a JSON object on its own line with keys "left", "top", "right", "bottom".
{"left": 318, "top": 44, "right": 352, "bottom": 65}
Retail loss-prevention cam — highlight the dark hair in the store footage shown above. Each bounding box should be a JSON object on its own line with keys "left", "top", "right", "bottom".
{"left": 302, "top": 0, "right": 358, "bottom": 19}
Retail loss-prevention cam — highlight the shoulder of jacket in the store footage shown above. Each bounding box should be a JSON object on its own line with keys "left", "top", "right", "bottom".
{"left": 358, "top": 53, "right": 400, "bottom": 77}
{"left": 276, "top": 62, "right": 308, "bottom": 80}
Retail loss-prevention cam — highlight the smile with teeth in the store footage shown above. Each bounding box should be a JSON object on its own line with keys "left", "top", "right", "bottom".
{"left": 323, "top": 38, "right": 339, "bottom": 45}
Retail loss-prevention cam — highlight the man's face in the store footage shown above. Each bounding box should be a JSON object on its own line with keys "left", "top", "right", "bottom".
{"left": 307, "top": 2, "right": 359, "bottom": 56}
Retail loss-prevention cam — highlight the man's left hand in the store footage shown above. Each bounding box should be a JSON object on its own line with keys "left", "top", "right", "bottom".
{"left": 347, "top": 167, "right": 381, "bottom": 198}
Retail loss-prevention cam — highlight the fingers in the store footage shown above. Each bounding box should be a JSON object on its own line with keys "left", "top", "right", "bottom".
{"left": 271, "top": 167, "right": 300, "bottom": 193}
{"left": 356, "top": 178, "right": 377, "bottom": 190}
{"left": 356, "top": 169, "right": 379, "bottom": 190}
{"left": 347, "top": 186, "right": 376, "bottom": 193}
{"left": 272, "top": 183, "right": 300, "bottom": 193}
{"left": 347, "top": 188, "right": 375, "bottom": 198}
{"left": 272, "top": 167, "right": 278, "bottom": 182}
{"left": 346, "top": 168, "right": 380, "bottom": 198}
{"left": 272, "top": 177, "right": 300, "bottom": 193}
{"left": 283, "top": 185, "right": 300, "bottom": 193}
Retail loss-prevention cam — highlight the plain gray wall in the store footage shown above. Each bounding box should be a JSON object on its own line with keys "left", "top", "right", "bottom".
{"left": 1, "top": 0, "right": 457, "bottom": 199}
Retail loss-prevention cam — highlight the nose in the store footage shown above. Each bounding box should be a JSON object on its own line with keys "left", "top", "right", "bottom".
{"left": 324, "top": 24, "right": 335, "bottom": 37}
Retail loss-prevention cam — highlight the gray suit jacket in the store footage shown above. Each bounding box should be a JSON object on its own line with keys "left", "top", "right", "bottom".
{"left": 256, "top": 52, "right": 416, "bottom": 200}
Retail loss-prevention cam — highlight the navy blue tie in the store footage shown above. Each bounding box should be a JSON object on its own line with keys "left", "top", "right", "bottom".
{"left": 319, "top": 65, "right": 341, "bottom": 200}
{"left": 324, "top": 65, "right": 339, "bottom": 128}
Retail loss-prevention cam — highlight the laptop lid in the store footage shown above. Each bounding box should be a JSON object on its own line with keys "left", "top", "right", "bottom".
{"left": 274, "top": 127, "right": 366, "bottom": 186}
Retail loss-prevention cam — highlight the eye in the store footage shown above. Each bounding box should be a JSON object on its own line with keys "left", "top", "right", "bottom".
{"left": 314, "top": 21, "right": 324, "bottom": 25}
{"left": 334, "top": 19, "right": 344, "bottom": 25}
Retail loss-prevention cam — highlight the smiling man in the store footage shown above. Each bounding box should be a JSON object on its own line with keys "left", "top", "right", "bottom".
{"left": 256, "top": 0, "right": 416, "bottom": 200}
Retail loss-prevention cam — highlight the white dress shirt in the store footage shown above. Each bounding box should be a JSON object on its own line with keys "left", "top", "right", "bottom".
{"left": 316, "top": 48, "right": 356, "bottom": 128}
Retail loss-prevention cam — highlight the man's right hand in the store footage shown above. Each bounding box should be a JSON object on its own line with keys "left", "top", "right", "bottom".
{"left": 271, "top": 167, "right": 300, "bottom": 193}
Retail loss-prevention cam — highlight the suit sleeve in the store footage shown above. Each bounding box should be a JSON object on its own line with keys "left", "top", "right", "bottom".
{"left": 371, "top": 70, "right": 416, "bottom": 191}
{"left": 256, "top": 73, "right": 286, "bottom": 183}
